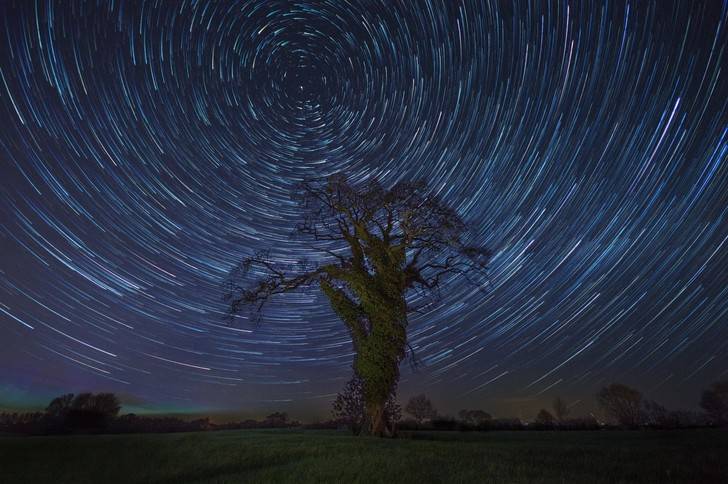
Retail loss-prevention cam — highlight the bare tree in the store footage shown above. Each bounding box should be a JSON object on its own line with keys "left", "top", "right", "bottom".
{"left": 264, "top": 412, "right": 289, "bottom": 427}
{"left": 596, "top": 383, "right": 643, "bottom": 428}
{"left": 700, "top": 380, "right": 728, "bottom": 426}
{"left": 225, "top": 175, "right": 490, "bottom": 436}
{"left": 552, "top": 396, "right": 569, "bottom": 422}
{"left": 641, "top": 399, "right": 669, "bottom": 428}
{"left": 535, "top": 408, "right": 555, "bottom": 427}
{"left": 405, "top": 394, "right": 438, "bottom": 424}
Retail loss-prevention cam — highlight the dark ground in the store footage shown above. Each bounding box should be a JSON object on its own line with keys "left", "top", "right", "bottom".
{"left": 1, "top": 428, "right": 726, "bottom": 483}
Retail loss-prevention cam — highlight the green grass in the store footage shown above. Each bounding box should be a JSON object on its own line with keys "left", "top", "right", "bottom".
{"left": 1, "top": 429, "right": 726, "bottom": 483}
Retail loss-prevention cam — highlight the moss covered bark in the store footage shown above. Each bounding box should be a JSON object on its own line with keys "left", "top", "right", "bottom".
{"left": 320, "top": 243, "right": 408, "bottom": 436}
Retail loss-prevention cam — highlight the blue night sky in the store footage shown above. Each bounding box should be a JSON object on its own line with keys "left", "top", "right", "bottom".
{"left": 1, "top": 0, "right": 727, "bottom": 420}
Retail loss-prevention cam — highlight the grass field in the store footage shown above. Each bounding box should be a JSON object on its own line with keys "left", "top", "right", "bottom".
{"left": 1, "top": 428, "right": 727, "bottom": 483}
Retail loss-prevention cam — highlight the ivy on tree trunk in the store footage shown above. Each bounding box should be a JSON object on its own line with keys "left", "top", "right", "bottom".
{"left": 225, "top": 174, "right": 490, "bottom": 436}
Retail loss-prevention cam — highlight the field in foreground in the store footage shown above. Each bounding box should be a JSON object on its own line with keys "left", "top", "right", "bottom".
{"left": 1, "top": 428, "right": 727, "bottom": 483}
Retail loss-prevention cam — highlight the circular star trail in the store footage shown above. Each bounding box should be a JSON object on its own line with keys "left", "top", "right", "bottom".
{"left": 1, "top": 0, "right": 727, "bottom": 416}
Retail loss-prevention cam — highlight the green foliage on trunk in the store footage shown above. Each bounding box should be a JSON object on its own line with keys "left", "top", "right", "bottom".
{"left": 226, "top": 175, "right": 490, "bottom": 436}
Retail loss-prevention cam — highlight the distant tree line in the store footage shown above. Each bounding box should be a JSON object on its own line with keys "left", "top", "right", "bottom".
{"left": 324, "top": 379, "right": 728, "bottom": 434}
{"left": 2, "top": 379, "right": 726, "bottom": 435}
{"left": 590, "top": 381, "right": 727, "bottom": 429}
{"left": 0, "top": 392, "right": 299, "bottom": 436}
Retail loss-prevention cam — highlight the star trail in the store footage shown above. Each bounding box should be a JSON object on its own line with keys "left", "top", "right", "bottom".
{"left": 1, "top": 0, "right": 727, "bottom": 418}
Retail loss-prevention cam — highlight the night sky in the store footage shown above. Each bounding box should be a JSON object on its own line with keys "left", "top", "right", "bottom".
{"left": 1, "top": 0, "right": 727, "bottom": 421}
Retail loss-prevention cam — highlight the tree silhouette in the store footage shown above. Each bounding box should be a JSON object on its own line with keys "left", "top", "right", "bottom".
{"left": 89, "top": 393, "right": 122, "bottom": 418}
{"left": 44, "top": 393, "right": 121, "bottom": 431}
{"left": 67, "top": 393, "right": 121, "bottom": 430}
{"left": 405, "top": 394, "right": 437, "bottom": 424}
{"left": 700, "top": 380, "right": 728, "bottom": 426}
{"left": 226, "top": 175, "right": 490, "bottom": 436}
{"left": 552, "top": 396, "right": 569, "bottom": 422}
{"left": 458, "top": 409, "right": 492, "bottom": 426}
{"left": 535, "top": 408, "right": 555, "bottom": 427}
{"left": 264, "top": 412, "right": 289, "bottom": 426}
{"left": 596, "top": 383, "right": 643, "bottom": 428}
{"left": 46, "top": 393, "right": 74, "bottom": 419}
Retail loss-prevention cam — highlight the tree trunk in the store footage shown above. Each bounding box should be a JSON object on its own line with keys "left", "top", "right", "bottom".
{"left": 366, "top": 400, "right": 391, "bottom": 437}
{"left": 354, "top": 309, "right": 406, "bottom": 438}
